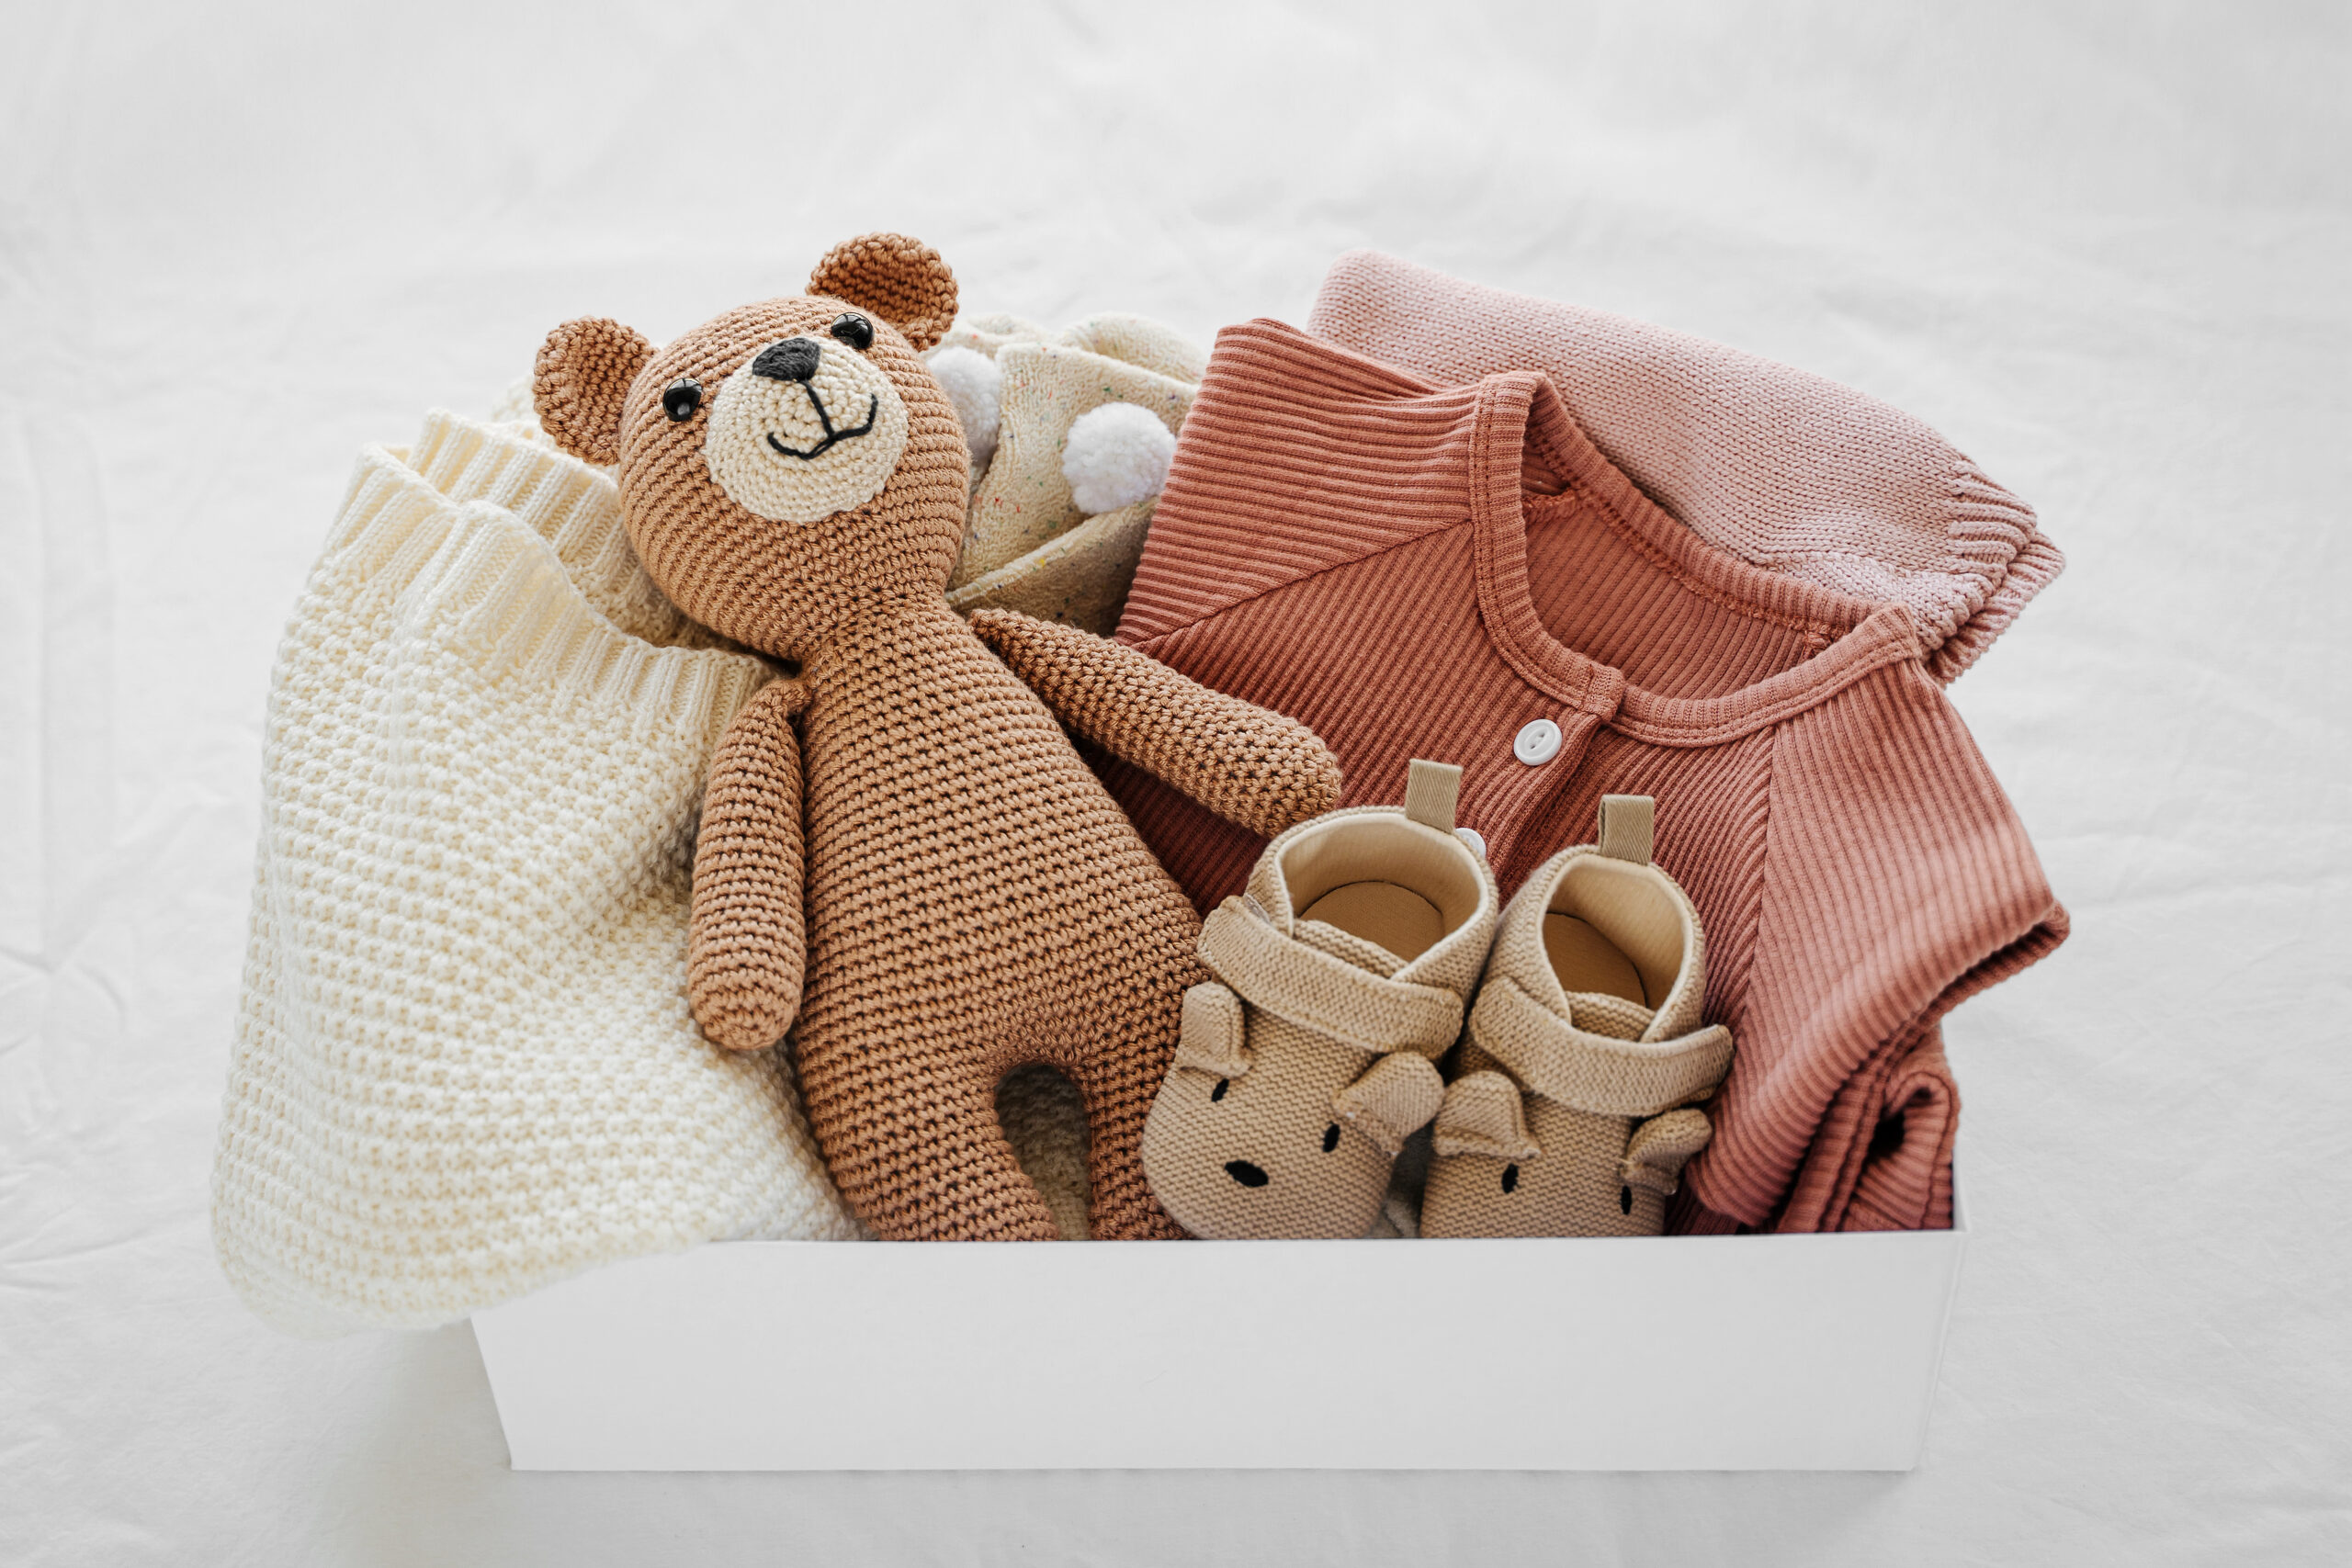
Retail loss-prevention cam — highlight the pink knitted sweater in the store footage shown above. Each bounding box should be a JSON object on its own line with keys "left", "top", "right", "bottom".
{"left": 1308, "top": 251, "right": 2064, "bottom": 684}
{"left": 1102, "top": 320, "right": 2067, "bottom": 1232}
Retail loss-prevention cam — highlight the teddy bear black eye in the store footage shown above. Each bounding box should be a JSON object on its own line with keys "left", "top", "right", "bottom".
{"left": 662, "top": 378, "right": 703, "bottom": 422}
{"left": 1502, "top": 1163, "right": 1520, "bottom": 1194}
{"left": 1321, "top": 1123, "right": 1340, "bottom": 1154}
{"left": 829, "top": 312, "right": 875, "bottom": 351}
{"left": 1209, "top": 1078, "right": 1228, "bottom": 1102}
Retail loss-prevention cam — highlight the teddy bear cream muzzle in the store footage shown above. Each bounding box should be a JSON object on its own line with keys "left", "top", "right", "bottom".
{"left": 702, "top": 334, "right": 910, "bottom": 523}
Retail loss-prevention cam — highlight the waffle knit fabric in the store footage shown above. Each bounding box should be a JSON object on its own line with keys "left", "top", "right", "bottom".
{"left": 1103, "top": 320, "right": 2068, "bottom": 1233}
{"left": 1307, "top": 251, "right": 2063, "bottom": 684}
{"left": 213, "top": 411, "right": 859, "bottom": 1337}
{"left": 532, "top": 241, "right": 1340, "bottom": 1242}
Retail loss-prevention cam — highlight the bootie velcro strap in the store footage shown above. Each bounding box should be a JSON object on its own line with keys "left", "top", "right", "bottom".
{"left": 1198, "top": 898, "right": 1464, "bottom": 1058}
{"left": 1468, "top": 976, "right": 1733, "bottom": 1119}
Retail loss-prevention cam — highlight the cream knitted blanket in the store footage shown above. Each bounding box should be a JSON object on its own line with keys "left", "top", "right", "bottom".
{"left": 213, "top": 411, "right": 859, "bottom": 1337}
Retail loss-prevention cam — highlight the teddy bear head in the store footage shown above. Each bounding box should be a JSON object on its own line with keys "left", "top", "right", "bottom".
{"left": 532, "top": 233, "right": 969, "bottom": 660}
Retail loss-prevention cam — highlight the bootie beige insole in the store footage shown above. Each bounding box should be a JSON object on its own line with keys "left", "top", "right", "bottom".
{"left": 1543, "top": 913, "right": 1649, "bottom": 1005}
{"left": 1300, "top": 881, "right": 1446, "bottom": 963}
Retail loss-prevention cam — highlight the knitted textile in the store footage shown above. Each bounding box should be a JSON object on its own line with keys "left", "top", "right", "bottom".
{"left": 995, "top": 1064, "right": 1093, "bottom": 1241}
{"left": 1104, "top": 320, "right": 2067, "bottom": 1233}
{"left": 1308, "top": 251, "right": 2064, "bottom": 684}
{"left": 933, "top": 311, "right": 1203, "bottom": 634}
{"left": 808, "top": 233, "right": 958, "bottom": 353}
{"left": 214, "top": 410, "right": 858, "bottom": 1337}
{"left": 530, "top": 318, "right": 652, "bottom": 468}
{"left": 1426, "top": 798, "right": 1734, "bottom": 1238}
{"left": 1143, "top": 774, "right": 1499, "bottom": 1239}
{"left": 945, "top": 502, "right": 1159, "bottom": 638}
{"left": 533, "top": 238, "right": 1340, "bottom": 1241}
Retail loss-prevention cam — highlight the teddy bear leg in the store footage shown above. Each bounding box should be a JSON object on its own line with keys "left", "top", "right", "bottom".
{"left": 1062, "top": 993, "right": 1191, "bottom": 1242}
{"left": 804, "top": 1036, "right": 1064, "bottom": 1243}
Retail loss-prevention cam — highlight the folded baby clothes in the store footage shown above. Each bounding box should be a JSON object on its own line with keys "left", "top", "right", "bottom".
{"left": 1307, "top": 251, "right": 2063, "bottom": 684}
{"left": 214, "top": 410, "right": 859, "bottom": 1337}
{"left": 1102, "top": 320, "right": 2067, "bottom": 1233}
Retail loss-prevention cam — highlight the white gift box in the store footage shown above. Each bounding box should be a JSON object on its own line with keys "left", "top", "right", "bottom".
{"left": 471, "top": 1189, "right": 1966, "bottom": 1472}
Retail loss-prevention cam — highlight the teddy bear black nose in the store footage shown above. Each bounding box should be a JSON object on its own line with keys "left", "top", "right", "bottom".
{"left": 752, "top": 337, "right": 824, "bottom": 384}
{"left": 1224, "top": 1160, "right": 1270, "bottom": 1188}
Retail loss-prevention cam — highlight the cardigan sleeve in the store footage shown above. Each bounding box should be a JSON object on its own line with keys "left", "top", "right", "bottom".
{"left": 1681, "top": 660, "right": 2067, "bottom": 1230}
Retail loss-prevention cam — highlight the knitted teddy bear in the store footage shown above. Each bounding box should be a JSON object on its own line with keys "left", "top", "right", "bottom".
{"left": 531, "top": 233, "right": 1341, "bottom": 1241}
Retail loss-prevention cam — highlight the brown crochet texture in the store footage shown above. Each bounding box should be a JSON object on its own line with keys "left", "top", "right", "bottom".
{"left": 808, "top": 234, "right": 958, "bottom": 354}
{"left": 533, "top": 317, "right": 654, "bottom": 467}
{"left": 688, "top": 678, "right": 810, "bottom": 1053}
{"left": 535, "top": 235, "right": 1340, "bottom": 1240}
{"left": 967, "top": 609, "right": 1341, "bottom": 840}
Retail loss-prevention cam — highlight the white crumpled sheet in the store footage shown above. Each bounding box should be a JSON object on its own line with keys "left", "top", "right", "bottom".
{"left": 4, "top": 3, "right": 2345, "bottom": 1562}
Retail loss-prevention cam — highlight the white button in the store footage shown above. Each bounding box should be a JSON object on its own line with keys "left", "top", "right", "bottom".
{"left": 1455, "top": 827, "right": 1487, "bottom": 858}
{"left": 1513, "top": 717, "right": 1563, "bottom": 766}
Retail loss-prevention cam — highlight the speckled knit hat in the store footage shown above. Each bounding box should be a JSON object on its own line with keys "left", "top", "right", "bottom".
{"left": 929, "top": 312, "right": 1204, "bottom": 635}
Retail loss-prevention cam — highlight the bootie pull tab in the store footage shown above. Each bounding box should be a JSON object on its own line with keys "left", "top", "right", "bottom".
{"left": 1597, "top": 795, "right": 1656, "bottom": 866}
{"left": 1404, "top": 759, "right": 1463, "bottom": 832}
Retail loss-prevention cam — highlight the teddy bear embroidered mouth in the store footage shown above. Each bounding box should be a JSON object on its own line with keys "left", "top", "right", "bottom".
{"left": 763, "top": 388, "right": 879, "bottom": 460}
{"left": 701, "top": 335, "right": 912, "bottom": 524}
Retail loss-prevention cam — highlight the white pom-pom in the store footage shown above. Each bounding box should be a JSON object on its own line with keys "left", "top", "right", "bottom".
{"left": 926, "top": 346, "right": 1002, "bottom": 468}
{"left": 1061, "top": 401, "right": 1176, "bottom": 514}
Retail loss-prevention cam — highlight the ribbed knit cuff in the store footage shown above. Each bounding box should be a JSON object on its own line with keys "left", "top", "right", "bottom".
{"left": 1928, "top": 506, "right": 2065, "bottom": 684}
{"left": 322, "top": 438, "right": 769, "bottom": 750}
{"left": 403, "top": 409, "right": 690, "bottom": 648}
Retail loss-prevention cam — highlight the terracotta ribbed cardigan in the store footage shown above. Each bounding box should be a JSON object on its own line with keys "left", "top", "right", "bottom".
{"left": 1102, "top": 320, "right": 2067, "bottom": 1233}
{"left": 1307, "top": 251, "right": 2064, "bottom": 685}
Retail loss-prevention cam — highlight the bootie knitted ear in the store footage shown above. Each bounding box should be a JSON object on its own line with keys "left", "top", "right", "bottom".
{"left": 1331, "top": 1052, "right": 1446, "bottom": 1157}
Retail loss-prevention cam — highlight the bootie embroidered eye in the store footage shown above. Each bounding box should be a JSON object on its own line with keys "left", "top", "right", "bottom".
{"left": 1142, "top": 761, "right": 1499, "bottom": 1239}
{"left": 1422, "top": 795, "right": 1735, "bottom": 1238}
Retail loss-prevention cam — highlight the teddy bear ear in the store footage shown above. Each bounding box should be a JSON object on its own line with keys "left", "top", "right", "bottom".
{"left": 534, "top": 317, "right": 654, "bottom": 467}
{"left": 808, "top": 232, "right": 958, "bottom": 353}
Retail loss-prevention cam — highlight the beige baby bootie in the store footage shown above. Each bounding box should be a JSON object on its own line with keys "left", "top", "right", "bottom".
{"left": 927, "top": 312, "right": 1203, "bottom": 634}
{"left": 1422, "top": 796, "right": 1734, "bottom": 1238}
{"left": 1142, "top": 762, "right": 1499, "bottom": 1239}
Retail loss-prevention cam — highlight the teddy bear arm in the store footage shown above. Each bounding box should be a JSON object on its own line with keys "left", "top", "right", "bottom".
{"left": 687, "top": 679, "right": 810, "bottom": 1053}
{"left": 967, "top": 608, "right": 1341, "bottom": 838}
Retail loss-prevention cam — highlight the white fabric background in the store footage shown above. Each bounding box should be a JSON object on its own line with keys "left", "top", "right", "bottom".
{"left": 4, "top": 2, "right": 2345, "bottom": 1562}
